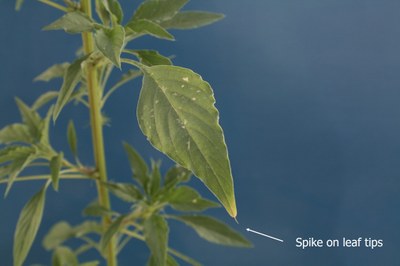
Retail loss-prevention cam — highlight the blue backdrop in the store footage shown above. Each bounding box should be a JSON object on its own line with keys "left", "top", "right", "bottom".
{"left": 1, "top": 1, "right": 400, "bottom": 265}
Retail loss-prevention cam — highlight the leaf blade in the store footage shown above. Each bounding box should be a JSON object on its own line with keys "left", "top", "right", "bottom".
{"left": 144, "top": 214, "right": 169, "bottom": 266}
{"left": 133, "top": 0, "right": 188, "bottom": 22}
{"left": 126, "top": 19, "right": 174, "bottom": 40}
{"left": 94, "top": 25, "right": 125, "bottom": 68}
{"left": 137, "top": 65, "right": 237, "bottom": 217}
{"left": 43, "top": 12, "right": 95, "bottom": 34}
{"left": 14, "top": 186, "right": 47, "bottom": 266}
{"left": 161, "top": 11, "right": 224, "bottom": 30}
{"left": 50, "top": 152, "right": 63, "bottom": 191}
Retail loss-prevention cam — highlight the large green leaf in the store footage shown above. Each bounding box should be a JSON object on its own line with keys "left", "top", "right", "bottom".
{"left": 132, "top": 0, "right": 188, "bottom": 23}
{"left": 137, "top": 65, "right": 237, "bottom": 218}
{"left": 144, "top": 214, "right": 169, "bottom": 266}
{"left": 34, "top": 63, "right": 70, "bottom": 82}
{"left": 53, "top": 56, "right": 86, "bottom": 122}
{"left": 94, "top": 25, "right": 125, "bottom": 68}
{"left": 0, "top": 124, "right": 32, "bottom": 144}
{"left": 171, "top": 215, "right": 252, "bottom": 247}
{"left": 14, "top": 186, "right": 47, "bottom": 266}
{"left": 161, "top": 11, "right": 224, "bottom": 30}
{"left": 43, "top": 12, "right": 95, "bottom": 34}
{"left": 52, "top": 246, "right": 79, "bottom": 266}
{"left": 126, "top": 19, "right": 174, "bottom": 40}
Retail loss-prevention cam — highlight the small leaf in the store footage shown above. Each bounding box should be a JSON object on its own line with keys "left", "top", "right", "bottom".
{"left": 34, "top": 63, "right": 70, "bottom": 82}
{"left": 15, "top": 98, "right": 42, "bottom": 141}
{"left": 53, "top": 56, "right": 87, "bottom": 122}
{"left": 14, "top": 186, "right": 47, "bottom": 266}
{"left": 80, "top": 261, "right": 100, "bottom": 266}
{"left": 161, "top": 11, "right": 224, "bottom": 30}
{"left": 43, "top": 222, "right": 72, "bottom": 251}
{"left": 149, "top": 160, "right": 161, "bottom": 196}
{"left": 40, "top": 106, "right": 54, "bottom": 146}
{"left": 83, "top": 202, "right": 118, "bottom": 217}
{"left": 101, "top": 0, "right": 124, "bottom": 24}
{"left": 0, "top": 146, "right": 35, "bottom": 164}
{"left": 137, "top": 65, "right": 237, "bottom": 217}
{"left": 144, "top": 214, "right": 169, "bottom": 266}
{"left": 52, "top": 246, "right": 79, "bottom": 266}
{"left": 168, "top": 186, "right": 219, "bottom": 212}
{"left": 94, "top": 25, "right": 125, "bottom": 68}
{"left": 104, "top": 182, "right": 142, "bottom": 203}
{"left": 0, "top": 124, "right": 32, "bottom": 144}
{"left": 171, "top": 215, "right": 252, "bottom": 247}
{"left": 67, "top": 120, "right": 78, "bottom": 158}
{"left": 125, "top": 49, "right": 172, "bottom": 66}
{"left": 15, "top": 0, "right": 24, "bottom": 11}
{"left": 148, "top": 254, "right": 178, "bottom": 266}
{"left": 123, "top": 142, "right": 149, "bottom": 188}
{"left": 5, "top": 152, "right": 35, "bottom": 196}
{"left": 32, "top": 91, "right": 59, "bottom": 110}
{"left": 126, "top": 19, "right": 174, "bottom": 40}
{"left": 133, "top": 0, "right": 188, "bottom": 23}
{"left": 101, "top": 215, "right": 126, "bottom": 252}
{"left": 164, "top": 165, "right": 191, "bottom": 190}
{"left": 50, "top": 152, "right": 63, "bottom": 191}
{"left": 43, "top": 12, "right": 95, "bottom": 34}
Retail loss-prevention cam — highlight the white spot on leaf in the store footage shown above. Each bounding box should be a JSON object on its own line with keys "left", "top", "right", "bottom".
{"left": 182, "top": 77, "right": 189, "bottom": 82}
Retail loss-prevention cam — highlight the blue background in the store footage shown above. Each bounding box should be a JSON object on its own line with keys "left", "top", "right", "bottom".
{"left": 1, "top": 0, "right": 400, "bottom": 265}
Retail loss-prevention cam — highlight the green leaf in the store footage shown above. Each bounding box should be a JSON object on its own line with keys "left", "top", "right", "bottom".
{"left": 125, "top": 49, "right": 172, "bottom": 66}
{"left": 161, "top": 11, "right": 224, "bottom": 30}
{"left": 43, "top": 222, "right": 72, "bottom": 251}
{"left": 94, "top": 25, "right": 125, "bottom": 68}
{"left": 67, "top": 120, "right": 78, "bottom": 158}
{"left": 126, "top": 19, "right": 174, "bottom": 40}
{"left": 168, "top": 186, "right": 219, "bottom": 212}
{"left": 53, "top": 56, "right": 86, "bottom": 122}
{"left": 171, "top": 215, "right": 252, "bottom": 247}
{"left": 101, "top": 0, "right": 124, "bottom": 24}
{"left": 5, "top": 152, "right": 35, "bottom": 196}
{"left": 14, "top": 186, "right": 47, "bottom": 266}
{"left": 80, "top": 261, "right": 100, "bottom": 266}
{"left": 40, "top": 106, "right": 54, "bottom": 146}
{"left": 15, "top": 0, "right": 24, "bottom": 11}
{"left": 34, "top": 63, "right": 70, "bottom": 82}
{"left": 0, "top": 124, "right": 32, "bottom": 144}
{"left": 50, "top": 152, "right": 63, "bottom": 191}
{"left": 82, "top": 202, "right": 118, "bottom": 217}
{"left": 144, "top": 214, "right": 169, "bottom": 266}
{"left": 123, "top": 142, "right": 149, "bottom": 188}
{"left": 16, "top": 98, "right": 42, "bottom": 141}
{"left": 149, "top": 160, "right": 161, "bottom": 196}
{"left": 104, "top": 182, "right": 142, "bottom": 202}
{"left": 148, "top": 254, "right": 178, "bottom": 266}
{"left": 137, "top": 65, "right": 237, "bottom": 217}
{"left": 133, "top": 0, "right": 188, "bottom": 23}
{"left": 32, "top": 91, "right": 59, "bottom": 110}
{"left": 164, "top": 165, "right": 191, "bottom": 190}
{"left": 0, "top": 146, "right": 35, "bottom": 164}
{"left": 52, "top": 246, "right": 79, "bottom": 266}
{"left": 43, "top": 12, "right": 95, "bottom": 34}
{"left": 101, "top": 215, "right": 126, "bottom": 252}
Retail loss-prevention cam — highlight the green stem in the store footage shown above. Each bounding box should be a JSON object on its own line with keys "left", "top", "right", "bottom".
{"left": 80, "top": 0, "right": 117, "bottom": 265}
{"left": 37, "top": 0, "right": 68, "bottom": 12}
{"left": 122, "top": 230, "right": 202, "bottom": 266}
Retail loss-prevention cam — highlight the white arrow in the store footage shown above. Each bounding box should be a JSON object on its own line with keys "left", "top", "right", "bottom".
{"left": 246, "top": 228, "right": 284, "bottom": 243}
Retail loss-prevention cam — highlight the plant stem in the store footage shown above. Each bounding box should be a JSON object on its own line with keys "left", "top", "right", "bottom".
{"left": 80, "top": 0, "right": 117, "bottom": 265}
{"left": 0, "top": 174, "right": 90, "bottom": 184}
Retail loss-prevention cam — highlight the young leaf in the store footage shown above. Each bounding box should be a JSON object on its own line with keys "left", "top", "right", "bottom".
{"left": 126, "top": 19, "right": 174, "bottom": 40}
{"left": 168, "top": 186, "right": 219, "bottom": 212}
{"left": 15, "top": 98, "right": 42, "bottom": 141}
{"left": 104, "top": 182, "right": 142, "bottom": 202}
{"left": 5, "top": 153, "right": 35, "bottom": 196}
{"left": 40, "top": 106, "right": 54, "bottom": 146}
{"left": 94, "top": 25, "right": 125, "bottom": 68}
{"left": 67, "top": 120, "right": 78, "bottom": 158}
{"left": 171, "top": 215, "right": 252, "bottom": 247}
{"left": 53, "top": 56, "right": 86, "bottom": 122}
{"left": 144, "top": 214, "right": 169, "bottom": 266}
{"left": 163, "top": 165, "right": 191, "bottom": 190}
{"left": 50, "top": 152, "right": 63, "bottom": 191}
{"left": 43, "top": 12, "right": 95, "bottom": 34}
{"left": 123, "top": 142, "right": 149, "bottom": 188}
{"left": 137, "top": 65, "right": 237, "bottom": 218}
{"left": 101, "top": 215, "right": 126, "bottom": 252}
{"left": 83, "top": 202, "right": 118, "bottom": 217}
{"left": 132, "top": 0, "right": 188, "bottom": 23}
{"left": 80, "top": 261, "right": 100, "bottom": 266}
{"left": 32, "top": 91, "right": 59, "bottom": 110}
{"left": 0, "top": 124, "right": 32, "bottom": 144}
{"left": 42, "top": 222, "right": 72, "bottom": 251}
{"left": 161, "top": 11, "right": 225, "bottom": 30}
{"left": 149, "top": 160, "right": 161, "bottom": 196}
{"left": 0, "top": 146, "right": 35, "bottom": 164}
{"left": 14, "top": 185, "right": 47, "bottom": 266}
{"left": 52, "top": 246, "right": 79, "bottom": 266}
{"left": 15, "top": 0, "right": 24, "bottom": 11}
{"left": 125, "top": 49, "right": 172, "bottom": 66}
{"left": 101, "top": 0, "right": 124, "bottom": 24}
{"left": 34, "top": 63, "right": 70, "bottom": 82}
